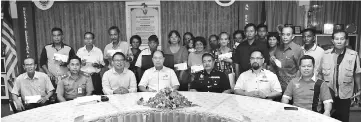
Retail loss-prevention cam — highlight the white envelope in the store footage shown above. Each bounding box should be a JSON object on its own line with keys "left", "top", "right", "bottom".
{"left": 25, "top": 95, "right": 41, "bottom": 104}
{"left": 174, "top": 63, "right": 188, "bottom": 70}
{"left": 53, "top": 53, "right": 69, "bottom": 62}
{"left": 218, "top": 52, "right": 232, "bottom": 60}
{"left": 191, "top": 65, "right": 204, "bottom": 73}
{"left": 274, "top": 59, "right": 282, "bottom": 68}
{"left": 107, "top": 49, "right": 122, "bottom": 57}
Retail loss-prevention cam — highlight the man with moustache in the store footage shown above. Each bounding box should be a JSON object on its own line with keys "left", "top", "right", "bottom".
{"left": 282, "top": 55, "right": 333, "bottom": 116}
{"left": 234, "top": 50, "right": 282, "bottom": 100}
{"left": 190, "top": 53, "right": 231, "bottom": 93}
{"left": 11, "top": 58, "right": 54, "bottom": 111}
{"left": 138, "top": 50, "right": 180, "bottom": 92}
{"left": 272, "top": 27, "right": 304, "bottom": 92}
{"left": 102, "top": 52, "right": 137, "bottom": 95}
{"left": 104, "top": 26, "right": 133, "bottom": 69}
{"left": 234, "top": 23, "right": 270, "bottom": 79}
{"left": 56, "top": 56, "right": 94, "bottom": 102}
{"left": 301, "top": 28, "right": 324, "bottom": 77}
{"left": 76, "top": 32, "right": 105, "bottom": 95}
{"left": 319, "top": 30, "right": 361, "bottom": 122}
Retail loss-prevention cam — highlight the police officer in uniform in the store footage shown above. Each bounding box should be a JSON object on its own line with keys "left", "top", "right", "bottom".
{"left": 319, "top": 30, "right": 361, "bottom": 122}
{"left": 190, "top": 53, "right": 231, "bottom": 93}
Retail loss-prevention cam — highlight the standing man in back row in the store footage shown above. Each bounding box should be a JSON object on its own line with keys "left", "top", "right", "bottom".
{"left": 319, "top": 30, "right": 361, "bottom": 122}
{"left": 234, "top": 23, "right": 270, "bottom": 79}
{"left": 104, "top": 26, "right": 133, "bottom": 69}
{"left": 40, "top": 27, "right": 76, "bottom": 88}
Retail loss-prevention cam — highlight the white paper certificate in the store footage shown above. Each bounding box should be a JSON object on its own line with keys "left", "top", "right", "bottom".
{"left": 191, "top": 65, "right": 204, "bottom": 73}
{"left": 53, "top": 53, "right": 69, "bottom": 62}
{"left": 25, "top": 95, "right": 41, "bottom": 104}
{"left": 174, "top": 63, "right": 188, "bottom": 70}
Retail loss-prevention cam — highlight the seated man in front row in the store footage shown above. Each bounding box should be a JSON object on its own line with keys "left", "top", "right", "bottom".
{"left": 282, "top": 55, "right": 332, "bottom": 116}
{"left": 11, "top": 58, "right": 54, "bottom": 111}
{"left": 234, "top": 50, "right": 282, "bottom": 100}
{"left": 57, "top": 56, "right": 94, "bottom": 102}
{"left": 102, "top": 52, "right": 137, "bottom": 95}
{"left": 138, "top": 50, "right": 180, "bottom": 92}
{"left": 190, "top": 53, "right": 231, "bottom": 93}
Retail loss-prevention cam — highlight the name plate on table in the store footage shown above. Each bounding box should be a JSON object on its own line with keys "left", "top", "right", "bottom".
{"left": 107, "top": 49, "right": 122, "bottom": 57}
{"left": 53, "top": 53, "right": 69, "bottom": 62}
{"left": 75, "top": 95, "right": 101, "bottom": 106}
{"left": 191, "top": 65, "right": 204, "bottom": 73}
{"left": 174, "top": 63, "right": 187, "bottom": 70}
{"left": 25, "top": 95, "right": 41, "bottom": 104}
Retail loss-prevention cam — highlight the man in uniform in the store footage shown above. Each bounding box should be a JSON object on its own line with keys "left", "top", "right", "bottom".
{"left": 319, "top": 30, "right": 361, "bottom": 122}
{"left": 190, "top": 53, "right": 231, "bottom": 93}
{"left": 57, "top": 56, "right": 94, "bottom": 102}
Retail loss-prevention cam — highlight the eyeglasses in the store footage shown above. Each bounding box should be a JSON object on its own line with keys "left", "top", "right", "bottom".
{"left": 250, "top": 57, "right": 264, "bottom": 60}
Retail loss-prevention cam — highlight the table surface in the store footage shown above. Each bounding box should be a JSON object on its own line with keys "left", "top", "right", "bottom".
{"left": 2, "top": 92, "right": 340, "bottom": 122}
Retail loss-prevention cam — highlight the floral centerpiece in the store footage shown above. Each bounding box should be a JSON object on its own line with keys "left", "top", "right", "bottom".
{"left": 137, "top": 87, "right": 197, "bottom": 109}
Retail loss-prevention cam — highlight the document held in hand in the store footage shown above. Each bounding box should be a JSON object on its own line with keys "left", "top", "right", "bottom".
{"left": 53, "top": 53, "right": 69, "bottom": 62}
{"left": 191, "top": 65, "right": 204, "bottom": 73}
{"left": 174, "top": 63, "right": 187, "bottom": 70}
{"left": 25, "top": 95, "right": 41, "bottom": 104}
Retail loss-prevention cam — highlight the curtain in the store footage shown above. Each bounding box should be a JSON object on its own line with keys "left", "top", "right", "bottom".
{"left": 265, "top": 1, "right": 305, "bottom": 32}
{"left": 160, "top": 1, "right": 240, "bottom": 50}
{"left": 34, "top": 1, "right": 127, "bottom": 60}
{"left": 310, "top": 1, "right": 361, "bottom": 52}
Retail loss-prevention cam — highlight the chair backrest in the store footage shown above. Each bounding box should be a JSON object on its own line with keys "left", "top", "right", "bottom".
{"left": 141, "top": 54, "right": 174, "bottom": 70}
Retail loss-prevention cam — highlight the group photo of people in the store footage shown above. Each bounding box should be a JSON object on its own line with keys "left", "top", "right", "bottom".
{"left": 2, "top": 1, "right": 361, "bottom": 122}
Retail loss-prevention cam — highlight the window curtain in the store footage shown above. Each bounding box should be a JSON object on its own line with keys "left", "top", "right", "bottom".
{"left": 265, "top": 1, "right": 305, "bottom": 32}
{"left": 310, "top": 1, "right": 361, "bottom": 52}
{"left": 34, "top": 1, "right": 127, "bottom": 60}
{"left": 160, "top": 1, "right": 263, "bottom": 50}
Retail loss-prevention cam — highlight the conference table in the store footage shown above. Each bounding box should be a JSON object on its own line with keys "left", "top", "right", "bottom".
{"left": 2, "top": 92, "right": 340, "bottom": 122}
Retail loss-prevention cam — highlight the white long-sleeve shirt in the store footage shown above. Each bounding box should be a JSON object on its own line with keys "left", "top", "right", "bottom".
{"left": 102, "top": 68, "right": 137, "bottom": 95}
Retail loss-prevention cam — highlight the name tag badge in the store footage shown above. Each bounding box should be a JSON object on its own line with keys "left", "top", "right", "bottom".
{"left": 78, "top": 87, "right": 83, "bottom": 94}
{"left": 210, "top": 76, "right": 220, "bottom": 79}
{"left": 199, "top": 74, "right": 204, "bottom": 80}
{"left": 162, "top": 74, "right": 169, "bottom": 80}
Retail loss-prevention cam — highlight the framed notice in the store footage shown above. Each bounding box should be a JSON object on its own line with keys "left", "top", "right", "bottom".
{"left": 126, "top": 2, "right": 161, "bottom": 50}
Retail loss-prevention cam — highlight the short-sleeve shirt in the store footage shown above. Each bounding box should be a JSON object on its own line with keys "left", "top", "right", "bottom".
{"left": 302, "top": 44, "right": 324, "bottom": 77}
{"left": 190, "top": 70, "right": 231, "bottom": 93}
{"left": 11, "top": 72, "right": 55, "bottom": 101}
{"left": 102, "top": 68, "right": 137, "bottom": 95}
{"left": 39, "top": 43, "right": 76, "bottom": 77}
{"left": 138, "top": 66, "right": 180, "bottom": 91}
{"left": 234, "top": 69, "right": 282, "bottom": 94}
{"left": 104, "top": 41, "right": 133, "bottom": 68}
{"left": 76, "top": 45, "right": 105, "bottom": 74}
{"left": 56, "top": 74, "right": 94, "bottom": 100}
{"left": 233, "top": 39, "right": 270, "bottom": 74}
{"left": 135, "top": 48, "right": 153, "bottom": 68}
{"left": 274, "top": 42, "right": 303, "bottom": 90}
{"left": 164, "top": 46, "right": 188, "bottom": 64}
{"left": 188, "top": 51, "right": 206, "bottom": 67}
{"left": 283, "top": 78, "right": 333, "bottom": 111}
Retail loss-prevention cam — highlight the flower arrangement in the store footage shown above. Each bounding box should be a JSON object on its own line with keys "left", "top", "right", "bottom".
{"left": 137, "top": 87, "right": 197, "bottom": 109}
